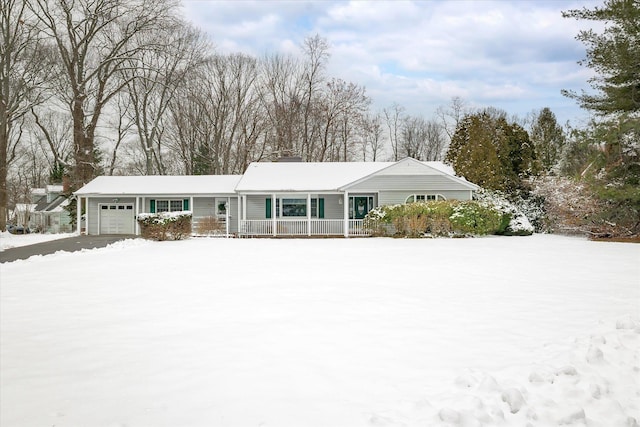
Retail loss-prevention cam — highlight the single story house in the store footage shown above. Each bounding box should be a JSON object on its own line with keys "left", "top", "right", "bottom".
{"left": 74, "top": 157, "right": 479, "bottom": 237}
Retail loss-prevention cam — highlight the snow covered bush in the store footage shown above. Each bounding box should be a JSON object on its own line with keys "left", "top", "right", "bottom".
{"left": 449, "top": 201, "right": 504, "bottom": 235}
{"left": 137, "top": 211, "right": 192, "bottom": 241}
{"left": 473, "top": 189, "right": 535, "bottom": 236}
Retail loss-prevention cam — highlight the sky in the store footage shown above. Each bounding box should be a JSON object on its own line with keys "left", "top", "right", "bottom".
{"left": 179, "top": 0, "right": 602, "bottom": 128}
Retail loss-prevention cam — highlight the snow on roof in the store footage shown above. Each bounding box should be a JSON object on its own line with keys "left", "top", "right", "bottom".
{"left": 74, "top": 175, "right": 243, "bottom": 196}
{"left": 31, "top": 188, "right": 46, "bottom": 196}
{"left": 235, "top": 159, "right": 471, "bottom": 192}
{"left": 235, "top": 162, "right": 394, "bottom": 192}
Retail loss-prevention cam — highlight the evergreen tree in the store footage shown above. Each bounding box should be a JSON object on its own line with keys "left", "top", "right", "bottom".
{"left": 445, "top": 111, "right": 538, "bottom": 193}
{"left": 562, "top": 0, "right": 640, "bottom": 115}
{"left": 531, "top": 108, "right": 566, "bottom": 172}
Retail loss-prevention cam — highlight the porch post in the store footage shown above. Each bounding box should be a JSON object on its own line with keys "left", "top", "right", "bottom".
{"left": 272, "top": 193, "right": 277, "bottom": 237}
{"left": 85, "top": 197, "right": 90, "bottom": 235}
{"left": 237, "top": 195, "right": 242, "bottom": 236}
{"left": 343, "top": 192, "right": 349, "bottom": 238}
{"left": 307, "top": 193, "right": 311, "bottom": 236}
{"left": 226, "top": 197, "right": 230, "bottom": 237}
{"left": 135, "top": 197, "right": 140, "bottom": 235}
{"left": 76, "top": 196, "right": 82, "bottom": 234}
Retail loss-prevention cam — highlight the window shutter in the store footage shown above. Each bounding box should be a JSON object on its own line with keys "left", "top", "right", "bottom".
{"left": 318, "top": 198, "right": 324, "bottom": 219}
{"left": 183, "top": 199, "right": 190, "bottom": 211}
{"left": 265, "top": 198, "right": 271, "bottom": 219}
{"left": 150, "top": 200, "right": 156, "bottom": 213}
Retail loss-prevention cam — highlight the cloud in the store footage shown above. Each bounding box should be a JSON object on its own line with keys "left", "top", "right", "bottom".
{"left": 180, "top": 0, "right": 596, "bottom": 125}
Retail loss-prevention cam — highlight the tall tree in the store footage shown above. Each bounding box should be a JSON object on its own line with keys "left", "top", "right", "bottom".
{"left": 0, "top": 0, "right": 53, "bottom": 230}
{"left": 299, "top": 34, "right": 329, "bottom": 161}
{"left": 446, "top": 110, "right": 538, "bottom": 192}
{"left": 399, "top": 116, "right": 446, "bottom": 161}
{"left": 30, "top": 0, "right": 178, "bottom": 188}
{"left": 360, "top": 113, "right": 385, "bottom": 161}
{"left": 562, "top": 0, "right": 640, "bottom": 115}
{"left": 123, "top": 20, "right": 208, "bottom": 175}
{"left": 530, "top": 107, "right": 566, "bottom": 171}
{"left": 383, "top": 102, "right": 405, "bottom": 161}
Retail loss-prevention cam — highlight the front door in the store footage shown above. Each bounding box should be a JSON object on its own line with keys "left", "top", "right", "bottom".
{"left": 353, "top": 196, "right": 370, "bottom": 219}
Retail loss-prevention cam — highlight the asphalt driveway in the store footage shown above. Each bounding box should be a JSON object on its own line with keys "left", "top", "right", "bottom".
{"left": 0, "top": 235, "right": 136, "bottom": 263}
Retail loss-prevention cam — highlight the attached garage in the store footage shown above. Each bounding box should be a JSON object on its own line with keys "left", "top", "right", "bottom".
{"left": 99, "top": 204, "right": 135, "bottom": 235}
{"left": 74, "top": 175, "right": 243, "bottom": 236}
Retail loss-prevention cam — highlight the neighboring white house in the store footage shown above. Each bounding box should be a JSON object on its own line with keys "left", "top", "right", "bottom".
{"left": 74, "top": 158, "right": 479, "bottom": 237}
{"left": 11, "top": 185, "right": 72, "bottom": 233}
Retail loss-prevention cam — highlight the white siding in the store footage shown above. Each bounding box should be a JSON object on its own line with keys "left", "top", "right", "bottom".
{"left": 379, "top": 190, "right": 472, "bottom": 205}
{"left": 347, "top": 175, "right": 473, "bottom": 192}
{"left": 193, "top": 197, "right": 216, "bottom": 218}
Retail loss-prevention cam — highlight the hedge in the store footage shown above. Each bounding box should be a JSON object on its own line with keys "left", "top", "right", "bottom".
{"left": 364, "top": 200, "right": 512, "bottom": 237}
{"left": 137, "top": 211, "right": 192, "bottom": 241}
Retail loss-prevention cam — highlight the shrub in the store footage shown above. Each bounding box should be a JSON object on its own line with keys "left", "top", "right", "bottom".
{"left": 364, "top": 200, "right": 509, "bottom": 238}
{"left": 449, "top": 201, "right": 504, "bottom": 235}
{"left": 473, "top": 188, "right": 535, "bottom": 235}
{"left": 137, "top": 211, "right": 192, "bottom": 241}
{"left": 195, "top": 216, "right": 224, "bottom": 236}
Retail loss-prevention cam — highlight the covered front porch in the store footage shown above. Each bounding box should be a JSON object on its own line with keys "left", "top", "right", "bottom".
{"left": 237, "top": 192, "right": 375, "bottom": 237}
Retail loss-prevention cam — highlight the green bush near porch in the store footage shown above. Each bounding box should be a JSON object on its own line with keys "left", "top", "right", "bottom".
{"left": 137, "top": 212, "right": 192, "bottom": 241}
{"left": 364, "top": 200, "right": 508, "bottom": 237}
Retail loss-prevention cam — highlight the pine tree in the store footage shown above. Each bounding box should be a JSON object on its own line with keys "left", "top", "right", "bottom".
{"left": 562, "top": 0, "right": 640, "bottom": 115}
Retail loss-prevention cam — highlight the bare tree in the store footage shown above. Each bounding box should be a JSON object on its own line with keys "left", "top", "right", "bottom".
{"left": 258, "top": 52, "right": 303, "bottom": 159}
{"left": 166, "top": 53, "right": 266, "bottom": 175}
{"left": 383, "top": 102, "right": 405, "bottom": 161}
{"left": 400, "top": 116, "right": 446, "bottom": 161}
{"left": 360, "top": 113, "right": 385, "bottom": 161}
{"left": 0, "top": 0, "right": 53, "bottom": 230}
{"left": 29, "top": 0, "right": 178, "bottom": 188}
{"left": 299, "top": 34, "right": 329, "bottom": 161}
{"left": 106, "top": 92, "right": 135, "bottom": 175}
{"left": 436, "top": 96, "right": 468, "bottom": 141}
{"left": 123, "top": 20, "right": 208, "bottom": 175}
{"left": 30, "top": 107, "right": 73, "bottom": 174}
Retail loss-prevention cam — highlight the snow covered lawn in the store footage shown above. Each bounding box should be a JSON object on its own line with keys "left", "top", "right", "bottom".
{"left": 1, "top": 235, "right": 638, "bottom": 426}
{"left": 0, "top": 231, "right": 77, "bottom": 252}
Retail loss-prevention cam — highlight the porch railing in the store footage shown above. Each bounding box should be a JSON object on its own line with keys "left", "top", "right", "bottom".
{"left": 240, "top": 219, "right": 370, "bottom": 237}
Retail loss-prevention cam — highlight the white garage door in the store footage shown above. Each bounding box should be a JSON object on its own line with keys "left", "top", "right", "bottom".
{"left": 99, "top": 204, "right": 135, "bottom": 234}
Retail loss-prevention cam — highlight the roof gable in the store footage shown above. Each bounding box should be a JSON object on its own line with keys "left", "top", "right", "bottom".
{"left": 341, "top": 158, "right": 478, "bottom": 191}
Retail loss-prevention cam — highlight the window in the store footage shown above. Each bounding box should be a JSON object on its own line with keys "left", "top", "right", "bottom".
{"left": 282, "top": 198, "right": 306, "bottom": 217}
{"left": 266, "top": 197, "right": 324, "bottom": 218}
{"left": 405, "top": 194, "right": 445, "bottom": 203}
{"left": 155, "top": 199, "right": 186, "bottom": 213}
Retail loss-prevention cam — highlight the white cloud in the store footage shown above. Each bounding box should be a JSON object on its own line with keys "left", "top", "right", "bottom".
{"left": 181, "top": 0, "right": 597, "bottom": 125}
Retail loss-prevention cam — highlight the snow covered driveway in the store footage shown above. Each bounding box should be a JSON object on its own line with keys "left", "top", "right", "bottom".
{"left": 1, "top": 235, "right": 638, "bottom": 426}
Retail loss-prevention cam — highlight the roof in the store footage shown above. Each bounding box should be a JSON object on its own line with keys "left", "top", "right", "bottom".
{"left": 235, "top": 159, "right": 477, "bottom": 192}
{"left": 74, "top": 175, "right": 243, "bottom": 196}
{"left": 235, "top": 162, "right": 392, "bottom": 192}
